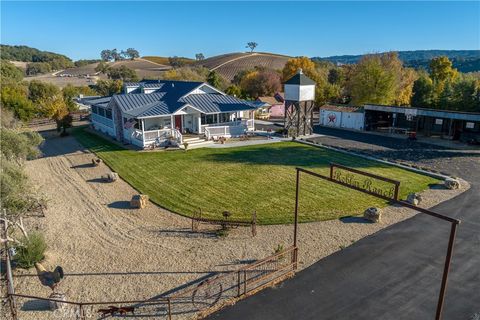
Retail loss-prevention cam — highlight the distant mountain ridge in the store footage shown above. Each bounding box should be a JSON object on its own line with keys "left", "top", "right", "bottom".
{"left": 313, "top": 50, "right": 480, "bottom": 72}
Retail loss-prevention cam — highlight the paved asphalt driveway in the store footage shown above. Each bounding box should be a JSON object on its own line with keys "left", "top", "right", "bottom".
{"left": 208, "top": 127, "right": 480, "bottom": 320}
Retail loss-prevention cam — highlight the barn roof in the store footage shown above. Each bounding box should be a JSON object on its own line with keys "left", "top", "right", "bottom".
{"left": 320, "top": 104, "right": 363, "bottom": 113}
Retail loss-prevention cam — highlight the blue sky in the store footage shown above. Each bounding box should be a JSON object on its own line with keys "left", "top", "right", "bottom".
{"left": 1, "top": 1, "right": 479, "bottom": 60}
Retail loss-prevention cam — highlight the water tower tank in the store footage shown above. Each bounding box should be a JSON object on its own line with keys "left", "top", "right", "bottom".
{"left": 284, "top": 69, "right": 316, "bottom": 102}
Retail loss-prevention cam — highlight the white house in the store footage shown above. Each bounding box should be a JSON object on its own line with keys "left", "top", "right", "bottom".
{"left": 85, "top": 80, "right": 257, "bottom": 148}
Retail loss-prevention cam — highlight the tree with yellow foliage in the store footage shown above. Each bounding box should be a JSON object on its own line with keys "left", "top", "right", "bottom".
{"left": 429, "top": 56, "right": 459, "bottom": 101}
{"left": 282, "top": 57, "right": 319, "bottom": 82}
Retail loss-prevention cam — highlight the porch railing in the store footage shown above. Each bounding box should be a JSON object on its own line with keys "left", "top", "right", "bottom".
{"left": 241, "top": 119, "right": 255, "bottom": 130}
{"left": 132, "top": 128, "right": 182, "bottom": 146}
{"left": 204, "top": 126, "right": 230, "bottom": 140}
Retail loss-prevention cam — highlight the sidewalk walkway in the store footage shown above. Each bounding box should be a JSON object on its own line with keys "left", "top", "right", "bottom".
{"left": 207, "top": 137, "right": 289, "bottom": 148}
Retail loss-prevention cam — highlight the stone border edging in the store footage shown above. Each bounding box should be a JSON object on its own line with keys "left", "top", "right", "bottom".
{"left": 295, "top": 138, "right": 454, "bottom": 181}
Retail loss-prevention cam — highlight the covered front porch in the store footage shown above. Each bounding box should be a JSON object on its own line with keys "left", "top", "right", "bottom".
{"left": 126, "top": 110, "right": 255, "bottom": 148}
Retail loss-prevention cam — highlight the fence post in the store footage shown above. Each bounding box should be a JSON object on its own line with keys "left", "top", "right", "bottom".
{"left": 78, "top": 304, "right": 83, "bottom": 320}
{"left": 243, "top": 270, "right": 247, "bottom": 295}
{"left": 3, "top": 209, "right": 17, "bottom": 320}
{"left": 435, "top": 222, "right": 459, "bottom": 320}
{"left": 167, "top": 298, "right": 172, "bottom": 320}
{"left": 394, "top": 182, "right": 400, "bottom": 201}
{"left": 237, "top": 271, "right": 241, "bottom": 297}
{"left": 293, "top": 247, "right": 298, "bottom": 272}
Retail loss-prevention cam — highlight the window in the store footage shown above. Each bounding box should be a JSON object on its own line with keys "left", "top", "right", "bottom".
{"left": 219, "top": 113, "right": 230, "bottom": 123}
{"left": 105, "top": 109, "right": 112, "bottom": 119}
{"left": 201, "top": 114, "right": 217, "bottom": 125}
{"left": 91, "top": 105, "right": 98, "bottom": 114}
{"left": 98, "top": 107, "right": 105, "bottom": 117}
{"left": 161, "top": 118, "right": 171, "bottom": 128}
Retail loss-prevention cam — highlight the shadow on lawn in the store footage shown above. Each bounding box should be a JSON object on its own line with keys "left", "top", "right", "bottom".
{"left": 200, "top": 144, "right": 382, "bottom": 169}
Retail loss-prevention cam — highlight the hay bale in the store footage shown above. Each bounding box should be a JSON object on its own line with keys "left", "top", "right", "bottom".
{"left": 444, "top": 178, "right": 460, "bottom": 190}
{"left": 364, "top": 207, "right": 382, "bottom": 223}
{"left": 130, "top": 194, "right": 149, "bottom": 209}
{"left": 48, "top": 292, "right": 67, "bottom": 311}
{"left": 406, "top": 193, "right": 423, "bottom": 206}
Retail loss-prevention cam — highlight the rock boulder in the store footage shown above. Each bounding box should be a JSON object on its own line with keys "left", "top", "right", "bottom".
{"left": 406, "top": 193, "right": 423, "bottom": 206}
{"left": 364, "top": 207, "right": 382, "bottom": 223}
{"left": 48, "top": 292, "right": 67, "bottom": 311}
{"left": 444, "top": 178, "right": 460, "bottom": 190}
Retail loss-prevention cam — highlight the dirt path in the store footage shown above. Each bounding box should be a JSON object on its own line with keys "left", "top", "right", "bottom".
{"left": 11, "top": 135, "right": 468, "bottom": 319}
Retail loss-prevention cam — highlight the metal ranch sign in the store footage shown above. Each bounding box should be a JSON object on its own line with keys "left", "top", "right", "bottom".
{"left": 329, "top": 163, "right": 400, "bottom": 201}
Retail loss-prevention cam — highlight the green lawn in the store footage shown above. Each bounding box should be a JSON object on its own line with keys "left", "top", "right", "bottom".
{"left": 72, "top": 128, "right": 439, "bottom": 224}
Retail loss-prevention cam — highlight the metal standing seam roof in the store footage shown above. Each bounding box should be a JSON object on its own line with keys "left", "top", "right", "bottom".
{"left": 142, "top": 83, "right": 164, "bottom": 88}
{"left": 93, "top": 102, "right": 111, "bottom": 108}
{"left": 124, "top": 80, "right": 204, "bottom": 91}
{"left": 180, "top": 94, "right": 257, "bottom": 114}
{"left": 114, "top": 92, "right": 166, "bottom": 111}
{"left": 123, "top": 101, "right": 171, "bottom": 117}
{"left": 80, "top": 96, "right": 112, "bottom": 106}
{"left": 110, "top": 81, "right": 255, "bottom": 118}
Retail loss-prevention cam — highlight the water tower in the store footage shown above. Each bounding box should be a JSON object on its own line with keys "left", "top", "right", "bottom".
{"left": 284, "top": 69, "right": 316, "bottom": 136}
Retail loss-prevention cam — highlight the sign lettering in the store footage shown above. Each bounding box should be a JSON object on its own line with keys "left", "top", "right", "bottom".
{"left": 332, "top": 169, "right": 396, "bottom": 200}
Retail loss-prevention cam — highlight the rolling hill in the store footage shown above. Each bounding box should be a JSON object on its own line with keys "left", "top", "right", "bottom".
{"left": 196, "top": 52, "right": 291, "bottom": 81}
{"left": 1, "top": 44, "right": 74, "bottom": 70}
{"left": 142, "top": 56, "right": 194, "bottom": 66}
{"left": 58, "top": 58, "right": 171, "bottom": 77}
{"left": 314, "top": 50, "right": 480, "bottom": 72}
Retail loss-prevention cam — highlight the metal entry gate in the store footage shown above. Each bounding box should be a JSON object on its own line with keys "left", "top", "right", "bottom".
{"left": 293, "top": 164, "right": 460, "bottom": 320}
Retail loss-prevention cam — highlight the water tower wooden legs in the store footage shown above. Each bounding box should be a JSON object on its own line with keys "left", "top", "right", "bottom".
{"left": 284, "top": 101, "right": 315, "bottom": 137}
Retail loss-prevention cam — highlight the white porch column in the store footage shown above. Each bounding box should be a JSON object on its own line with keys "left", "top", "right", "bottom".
{"left": 251, "top": 110, "right": 255, "bottom": 130}
{"left": 141, "top": 119, "right": 145, "bottom": 148}
{"left": 197, "top": 115, "right": 202, "bottom": 134}
{"left": 170, "top": 115, "right": 174, "bottom": 129}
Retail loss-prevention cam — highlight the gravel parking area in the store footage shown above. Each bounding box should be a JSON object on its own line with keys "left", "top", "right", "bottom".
{"left": 312, "top": 126, "right": 480, "bottom": 178}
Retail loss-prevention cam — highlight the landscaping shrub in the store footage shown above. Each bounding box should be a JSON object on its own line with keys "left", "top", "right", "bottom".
{"left": 216, "top": 228, "right": 229, "bottom": 238}
{"left": 14, "top": 232, "right": 47, "bottom": 268}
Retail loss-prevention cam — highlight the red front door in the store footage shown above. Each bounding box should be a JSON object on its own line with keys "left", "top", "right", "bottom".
{"left": 174, "top": 115, "right": 182, "bottom": 132}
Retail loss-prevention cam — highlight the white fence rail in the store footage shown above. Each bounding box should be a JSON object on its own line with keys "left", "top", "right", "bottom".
{"left": 200, "top": 119, "right": 254, "bottom": 135}
{"left": 132, "top": 128, "right": 183, "bottom": 146}
{"left": 204, "top": 125, "right": 247, "bottom": 140}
